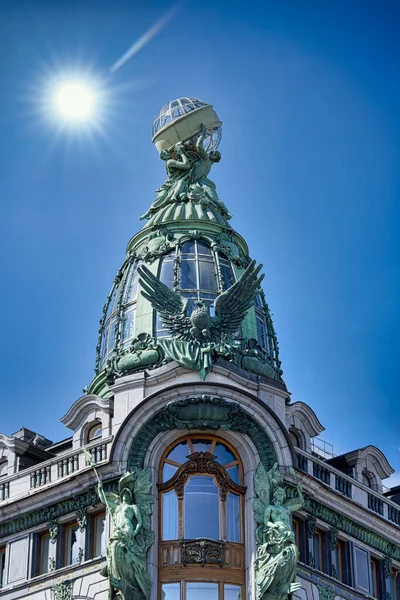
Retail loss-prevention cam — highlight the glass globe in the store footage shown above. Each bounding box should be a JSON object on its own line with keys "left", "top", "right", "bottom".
{"left": 152, "top": 97, "right": 222, "bottom": 153}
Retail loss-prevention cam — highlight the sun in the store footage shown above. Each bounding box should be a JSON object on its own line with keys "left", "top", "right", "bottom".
{"left": 54, "top": 81, "right": 96, "bottom": 122}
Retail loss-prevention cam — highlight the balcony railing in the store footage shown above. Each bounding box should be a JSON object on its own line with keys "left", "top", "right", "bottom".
{"left": 0, "top": 437, "right": 112, "bottom": 503}
{"left": 368, "top": 493, "right": 384, "bottom": 516}
{"left": 335, "top": 474, "right": 352, "bottom": 498}
{"left": 0, "top": 481, "right": 9, "bottom": 500}
{"left": 313, "top": 462, "right": 331, "bottom": 485}
{"left": 295, "top": 447, "right": 398, "bottom": 527}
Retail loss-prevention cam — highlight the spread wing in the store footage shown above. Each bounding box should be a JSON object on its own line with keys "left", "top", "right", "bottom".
{"left": 211, "top": 260, "right": 264, "bottom": 337}
{"left": 254, "top": 462, "right": 272, "bottom": 508}
{"left": 138, "top": 265, "right": 193, "bottom": 341}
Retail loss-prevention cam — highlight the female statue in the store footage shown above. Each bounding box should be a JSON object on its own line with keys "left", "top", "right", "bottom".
{"left": 97, "top": 470, "right": 154, "bottom": 600}
{"left": 253, "top": 464, "right": 304, "bottom": 600}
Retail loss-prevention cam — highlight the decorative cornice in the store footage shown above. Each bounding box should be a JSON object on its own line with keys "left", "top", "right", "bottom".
{"left": 327, "top": 445, "right": 394, "bottom": 480}
{"left": 126, "top": 395, "right": 278, "bottom": 472}
{"left": 303, "top": 496, "right": 400, "bottom": 561}
{"left": 60, "top": 395, "right": 113, "bottom": 430}
{"left": 286, "top": 401, "right": 325, "bottom": 438}
{"left": 0, "top": 482, "right": 116, "bottom": 540}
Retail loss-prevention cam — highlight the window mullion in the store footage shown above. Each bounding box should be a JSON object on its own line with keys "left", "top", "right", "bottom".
{"left": 220, "top": 495, "right": 227, "bottom": 541}
{"left": 178, "top": 496, "right": 184, "bottom": 539}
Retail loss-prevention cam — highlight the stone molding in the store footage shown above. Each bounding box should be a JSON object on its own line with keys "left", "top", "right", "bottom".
{"left": 60, "top": 395, "right": 113, "bottom": 430}
{"left": 125, "top": 395, "right": 279, "bottom": 472}
{"left": 286, "top": 401, "right": 325, "bottom": 439}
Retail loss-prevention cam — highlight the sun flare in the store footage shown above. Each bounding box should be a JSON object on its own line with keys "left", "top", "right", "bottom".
{"left": 54, "top": 81, "right": 96, "bottom": 121}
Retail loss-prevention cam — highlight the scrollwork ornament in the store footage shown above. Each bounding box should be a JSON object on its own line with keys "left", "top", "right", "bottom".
{"left": 181, "top": 539, "right": 225, "bottom": 567}
{"left": 384, "top": 556, "right": 393, "bottom": 578}
{"left": 307, "top": 515, "right": 316, "bottom": 538}
{"left": 44, "top": 507, "right": 59, "bottom": 544}
{"left": 317, "top": 584, "right": 336, "bottom": 600}
{"left": 137, "top": 228, "right": 175, "bottom": 263}
{"left": 52, "top": 579, "right": 73, "bottom": 600}
{"left": 330, "top": 527, "right": 339, "bottom": 550}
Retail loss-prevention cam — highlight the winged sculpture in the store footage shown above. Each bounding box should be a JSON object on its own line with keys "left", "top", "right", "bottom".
{"left": 138, "top": 259, "right": 264, "bottom": 344}
{"left": 253, "top": 463, "right": 304, "bottom": 600}
{"left": 97, "top": 469, "right": 155, "bottom": 600}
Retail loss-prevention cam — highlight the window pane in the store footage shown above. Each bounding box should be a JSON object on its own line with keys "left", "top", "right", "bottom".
{"left": 163, "top": 463, "right": 178, "bottom": 482}
{"left": 199, "top": 260, "right": 217, "bottom": 291}
{"left": 0, "top": 550, "right": 5, "bottom": 588}
{"left": 160, "top": 260, "right": 174, "bottom": 289}
{"left": 197, "top": 241, "right": 212, "bottom": 255}
{"left": 162, "top": 490, "right": 178, "bottom": 540}
{"left": 162, "top": 583, "right": 180, "bottom": 600}
{"left": 123, "top": 261, "right": 140, "bottom": 303}
{"left": 221, "top": 264, "right": 234, "bottom": 289}
{"left": 226, "top": 493, "right": 241, "bottom": 542}
{"left": 186, "top": 582, "right": 218, "bottom": 600}
{"left": 40, "top": 534, "right": 50, "bottom": 574}
{"left": 256, "top": 316, "right": 267, "bottom": 349}
{"left": 94, "top": 513, "right": 106, "bottom": 557}
{"left": 184, "top": 476, "right": 219, "bottom": 539}
{"left": 191, "top": 439, "right": 211, "bottom": 453}
{"left": 313, "top": 533, "right": 321, "bottom": 571}
{"left": 121, "top": 310, "right": 135, "bottom": 343}
{"left": 181, "top": 259, "right": 197, "bottom": 289}
{"left": 167, "top": 440, "right": 189, "bottom": 463}
{"left": 225, "top": 585, "right": 241, "bottom": 600}
{"left": 66, "top": 524, "right": 82, "bottom": 565}
{"left": 355, "top": 547, "right": 370, "bottom": 591}
{"left": 226, "top": 465, "right": 239, "bottom": 484}
{"left": 254, "top": 294, "right": 263, "bottom": 309}
{"left": 181, "top": 241, "right": 196, "bottom": 255}
{"left": 213, "top": 442, "right": 235, "bottom": 466}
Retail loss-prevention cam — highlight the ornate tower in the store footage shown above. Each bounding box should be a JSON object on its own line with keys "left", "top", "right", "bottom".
{"left": 1, "top": 96, "right": 397, "bottom": 600}
{"left": 91, "top": 96, "right": 283, "bottom": 395}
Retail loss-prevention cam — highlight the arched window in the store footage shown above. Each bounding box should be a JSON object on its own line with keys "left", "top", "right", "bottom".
{"left": 156, "top": 240, "right": 236, "bottom": 337}
{"left": 86, "top": 422, "right": 102, "bottom": 442}
{"left": 0, "top": 462, "right": 7, "bottom": 477}
{"left": 98, "top": 258, "right": 142, "bottom": 370}
{"left": 254, "top": 294, "right": 269, "bottom": 353}
{"left": 289, "top": 428, "right": 301, "bottom": 448}
{"left": 158, "top": 435, "right": 245, "bottom": 600}
{"left": 362, "top": 470, "right": 373, "bottom": 489}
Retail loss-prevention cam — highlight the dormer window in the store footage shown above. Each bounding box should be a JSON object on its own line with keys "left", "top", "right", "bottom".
{"left": 87, "top": 422, "right": 102, "bottom": 443}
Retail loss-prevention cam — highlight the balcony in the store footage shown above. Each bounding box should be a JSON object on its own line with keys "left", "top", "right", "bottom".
{"left": 295, "top": 447, "right": 398, "bottom": 527}
{"left": 0, "top": 437, "right": 112, "bottom": 502}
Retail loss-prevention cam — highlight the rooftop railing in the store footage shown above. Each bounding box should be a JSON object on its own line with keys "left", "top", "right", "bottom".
{"left": 295, "top": 447, "right": 399, "bottom": 527}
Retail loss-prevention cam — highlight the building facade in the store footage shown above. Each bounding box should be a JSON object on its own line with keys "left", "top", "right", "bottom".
{"left": 0, "top": 97, "right": 399, "bottom": 600}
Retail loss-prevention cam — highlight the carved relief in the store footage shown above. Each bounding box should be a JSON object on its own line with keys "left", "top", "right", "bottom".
{"left": 158, "top": 451, "right": 246, "bottom": 500}
{"left": 181, "top": 538, "right": 225, "bottom": 567}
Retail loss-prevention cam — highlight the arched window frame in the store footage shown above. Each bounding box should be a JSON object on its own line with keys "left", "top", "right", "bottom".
{"left": 86, "top": 421, "right": 103, "bottom": 443}
{"left": 97, "top": 256, "right": 142, "bottom": 370}
{"left": 0, "top": 461, "right": 7, "bottom": 478}
{"left": 157, "top": 434, "right": 247, "bottom": 600}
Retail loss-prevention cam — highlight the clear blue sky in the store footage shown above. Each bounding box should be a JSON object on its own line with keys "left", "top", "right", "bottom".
{"left": 1, "top": 1, "right": 399, "bottom": 482}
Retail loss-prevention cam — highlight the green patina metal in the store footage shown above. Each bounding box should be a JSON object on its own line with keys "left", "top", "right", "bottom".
{"left": 91, "top": 101, "right": 283, "bottom": 387}
{"left": 127, "top": 395, "right": 277, "bottom": 472}
{"left": 253, "top": 463, "right": 304, "bottom": 600}
{"left": 0, "top": 482, "right": 117, "bottom": 539}
{"left": 52, "top": 580, "right": 74, "bottom": 600}
{"left": 316, "top": 584, "right": 337, "bottom": 600}
{"left": 303, "top": 496, "right": 400, "bottom": 560}
{"left": 98, "top": 469, "right": 154, "bottom": 600}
